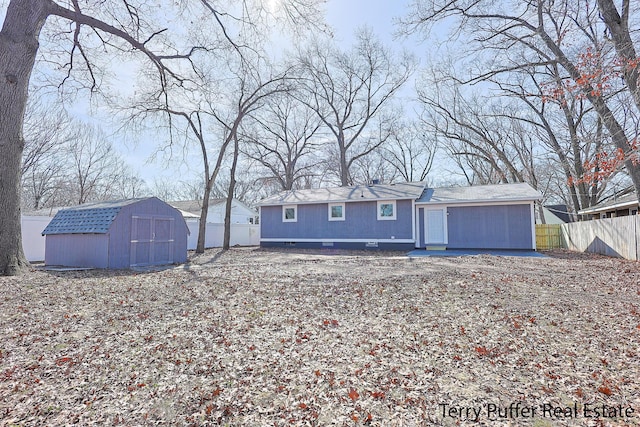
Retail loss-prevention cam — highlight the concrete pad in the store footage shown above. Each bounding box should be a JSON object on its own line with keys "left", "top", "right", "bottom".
{"left": 407, "top": 249, "right": 547, "bottom": 258}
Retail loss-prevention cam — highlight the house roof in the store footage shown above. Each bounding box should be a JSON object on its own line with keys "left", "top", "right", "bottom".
{"left": 22, "top": 206, "right": 67, "bottom": 217}
{"left": 416, "top": 182, "right": 541, "bottom": 204}
{"left": 42, "top": 198, "right": 152, "bottom": 235}
{"left": 257, "top": 181, "right": 428, "bottom": 206}
{"left": 536, "top": 206, "right": 571, "bottom": 224}
{"left": 578, "top": 192, "right": 639, "bottom": 215}
{"left": 544, "top": 204, "right": 573, "bottom": 223}
{"left": 169, "top": 199, "right": 256, "bottom": 215}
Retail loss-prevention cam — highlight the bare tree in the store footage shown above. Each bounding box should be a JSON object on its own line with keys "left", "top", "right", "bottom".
{"left": 382, "top": 119, "right": 436, "bottom": 182}
{"left": 134, "top": 55, "right": 289, "bottom": 253}
{"left": 419, "top": 80, "right": 530, "bottom": 185}
{"left": 242, "top": 93, "right": 323, "bottom": 190}
{"left": 297, "top": 28, "right": 416, "bottom": 186}
{"left": 402, "top": 0, "right": 640, "bottom": 204}
{"left": 0, "top": 0, "right": 325, "bottom": 275}
{"left": 21, "top": 101, "right": 72, "bottom": 209}
{"left": 65, "top": 125, "right": 122, "bottom": 205}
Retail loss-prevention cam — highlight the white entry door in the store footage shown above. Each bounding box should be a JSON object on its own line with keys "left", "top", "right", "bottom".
{"left": 425, "top": 208, "right": 447, "bottom": 245}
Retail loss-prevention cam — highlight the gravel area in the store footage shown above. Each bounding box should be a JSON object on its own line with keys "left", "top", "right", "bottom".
{"left": 1, "top": 248, "right": 639, "bottom": 426}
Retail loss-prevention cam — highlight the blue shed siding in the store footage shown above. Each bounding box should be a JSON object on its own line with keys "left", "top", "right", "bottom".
{"left": 261, "top": 200, "right": 413, "bottom": 240}
{"left": 108, "top": 198, "right": 188, "bottom": 268}
{"left": 446, "top": 204, "right": 533, "bottom": 249}
{"left": 45, "top": 234, "right": 109, "bottom": 268}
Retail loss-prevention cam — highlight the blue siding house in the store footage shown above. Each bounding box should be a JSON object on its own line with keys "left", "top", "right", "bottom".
{"left": 42, "top": 197, "right": 189, "bottom": 268}
{"left": 259, "top": 182, "right": 541, "bottom": 250}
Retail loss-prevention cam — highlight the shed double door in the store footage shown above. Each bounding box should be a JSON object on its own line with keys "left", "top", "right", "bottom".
{"left": 130, "top": 215, "right": 175, "bottom": 266}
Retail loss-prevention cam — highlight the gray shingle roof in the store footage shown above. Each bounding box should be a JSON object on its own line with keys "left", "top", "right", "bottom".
{"left": 169, "top": 199, "right": 226, "bottom": 214}
{"left": 42, "top": 198, "right": 149, "bottom": 235}
{"left": 416, "top": 183, "right": 541, "bottom": 204}
{"left": 258, "top": 181, "right": 428, "bottom": 206}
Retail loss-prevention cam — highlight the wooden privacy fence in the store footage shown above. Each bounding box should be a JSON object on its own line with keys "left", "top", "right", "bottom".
{"left": 561, "top": 215, "right": 640, "bottom": 261}
{"left": 535, "top": 224, "right": 565, "bottom": 250}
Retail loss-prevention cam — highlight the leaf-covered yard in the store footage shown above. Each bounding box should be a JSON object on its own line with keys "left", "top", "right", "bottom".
{"left": 1, "top": 248, "right": 639, "bottom": 426}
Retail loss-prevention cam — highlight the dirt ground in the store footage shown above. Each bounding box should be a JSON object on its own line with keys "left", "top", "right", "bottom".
{"left": 1, "top": 248, "right": 639, "bottom": 426}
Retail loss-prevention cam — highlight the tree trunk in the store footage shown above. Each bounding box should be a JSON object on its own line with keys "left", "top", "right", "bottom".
{"left": 196, "top": 181, "right": 211, "bottom": 254}
{"left": 223, "top": 136, "right": 239, "bottom": 250}
{"left": 597, "top": 0, "right": 640, "bottom": 113}
{"left": 0, "top": 0, "right": 50, "bottom": 275}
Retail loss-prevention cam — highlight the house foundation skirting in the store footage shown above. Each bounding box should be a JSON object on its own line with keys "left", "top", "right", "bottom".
{"left": 260, "top": 240, "right": 415, "bottom": 251}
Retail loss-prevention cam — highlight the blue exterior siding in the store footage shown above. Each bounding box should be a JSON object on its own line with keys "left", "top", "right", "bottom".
{"left": 45, "top": 234, "right": 109, "bottom": 268}
{"left": 108, "top": 198, "right": 188, "bottom": 268}
{"left": 261, "top": 200, "right": 413, "bottom": 240}
{"left": 446, "top": 204, "right": 533, "bottom": 249}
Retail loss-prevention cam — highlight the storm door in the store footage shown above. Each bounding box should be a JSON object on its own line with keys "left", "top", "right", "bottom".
{"left": 424, "top": 208, "right": 447, "bottom": 245}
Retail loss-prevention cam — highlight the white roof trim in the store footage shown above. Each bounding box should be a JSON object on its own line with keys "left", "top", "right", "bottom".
{"left": 416, "top": 197, "right": 538, "bottom": 206}
{"left": 579, "top": 199, "right": 639, "bottom": 214}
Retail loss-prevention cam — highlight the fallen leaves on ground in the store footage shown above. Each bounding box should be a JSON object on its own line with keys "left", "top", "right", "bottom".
{"left": 0, "top": 248, "right": 639, "bottom": 426}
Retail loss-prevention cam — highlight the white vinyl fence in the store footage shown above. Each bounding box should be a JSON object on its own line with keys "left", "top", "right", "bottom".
{"left": 561, "top": 215, "right": 640, "bottom": 261}
{"left": 185, "top": 220, "right": 260, "bottom": 250}
{"left": 21, "top": 215, "right": 53, "bottom": 262}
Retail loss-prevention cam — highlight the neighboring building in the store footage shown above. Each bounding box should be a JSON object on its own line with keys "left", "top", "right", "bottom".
{"left": 535, "top": 204, "right": 574, "bottom": 224}
{"left": 258, "top": 181, "right": 541, "bottom": 250}
{"left": 170, "top": 198, "right": 258, "bottom": 224}
{"left": 578, "top": 192, "right": 639, "bottom": 220}
{"left": 169, "top": 198, "right": 260, "bottom": 249}
{"left": 42, "top": 197, "right": 189, "bottom": 268}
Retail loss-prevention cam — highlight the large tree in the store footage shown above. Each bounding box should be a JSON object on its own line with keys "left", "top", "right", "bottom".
{"left": 0, "top": 0, "right": 323, "bottom": 275}
{"left": 242, "top": 93, "right": 322, "bottom": 191}
{"left": 403, "top": 0, "right": 640, "bottom": 203}
{"left": 297, "top": 28, "right": 415, "bottom": 186}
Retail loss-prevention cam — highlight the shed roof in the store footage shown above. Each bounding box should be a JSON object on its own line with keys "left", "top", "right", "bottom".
{"left": 42, "top": 198, "right": 151, "bottom": 235}
{"left": 257, "top": 181, "right": 427, "bottom": 206}
{"left": 416, "top": 183, "right": 541, "bottom": 204}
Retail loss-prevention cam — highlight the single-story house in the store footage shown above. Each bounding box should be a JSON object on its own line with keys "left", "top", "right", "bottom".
{"left": 42, "top": 197, "right": 189, "bottom": 268}
{"left": 578, "top": 192, "right": 639, "bottom": 220}
{"left": 258, "top": 181, "right": 541, "bottom": 250}
{"left": 170, "top": 198, "right": 258, "bottom": 224}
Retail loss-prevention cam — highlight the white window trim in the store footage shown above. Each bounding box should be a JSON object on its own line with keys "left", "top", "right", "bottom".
{"left": 328, "top": 202, "right": 345, "bottom": 221}
{"left": 377, "top": 200, "right": 397, "bottom": 220}
{"left": 282, "top": 205, "right": 297, "bottom": 222}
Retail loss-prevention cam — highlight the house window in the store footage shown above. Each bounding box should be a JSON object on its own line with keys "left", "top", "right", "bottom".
{"left": 328, "top": 203, "right": 345, "bottom": 221}
{"left": 377, "top": 200, "right": 396, "bottom": 220}
{"left": 282, "top": 205, "right": 297, "bottom": 222}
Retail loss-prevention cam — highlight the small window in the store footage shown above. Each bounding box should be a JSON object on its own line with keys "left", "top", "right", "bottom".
{"left": 282, "top": 205, "right": 297, "bottom": 222}
{"left": 377, "top": 200, "right": 396, "bottom": 220}
{"left": 328, "top": 203, "right": 345, "bottom": 221}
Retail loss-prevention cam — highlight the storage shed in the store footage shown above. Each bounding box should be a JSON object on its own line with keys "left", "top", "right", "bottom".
{"left": 42, "top": 197, "right": 189, "bottom": 268}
